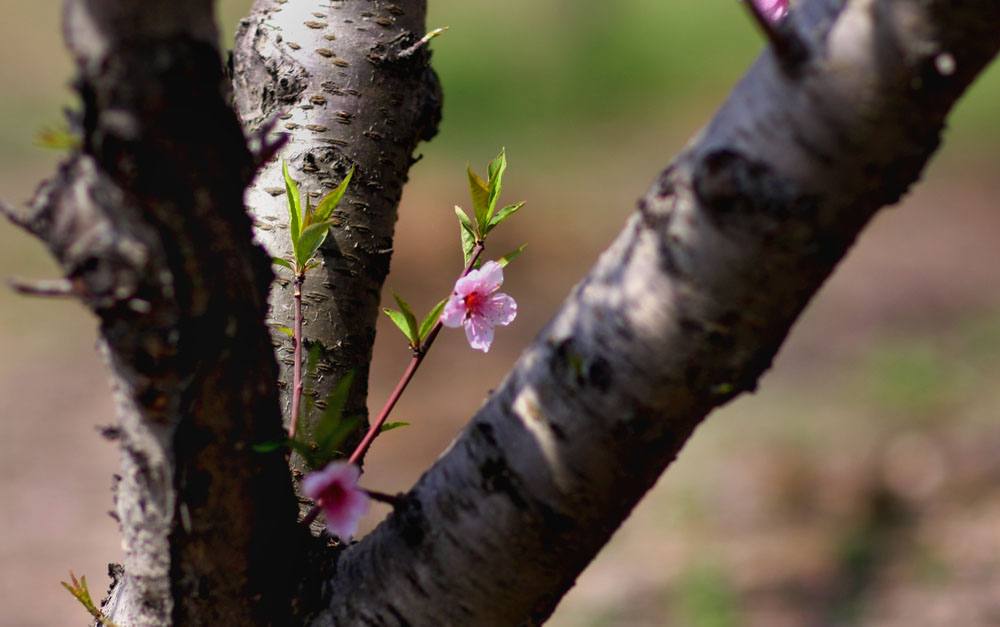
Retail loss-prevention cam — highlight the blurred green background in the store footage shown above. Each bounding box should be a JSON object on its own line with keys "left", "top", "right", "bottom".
{"left": 2, "top": 1, "right": 999, "bottom": 625}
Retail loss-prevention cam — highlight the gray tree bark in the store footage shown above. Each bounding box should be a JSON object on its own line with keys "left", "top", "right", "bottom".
{"left": 2, "top": 0, "right": 997, "bottom": 625}
{"left": 232, "top": 0, "right": 441, "bottom": 483}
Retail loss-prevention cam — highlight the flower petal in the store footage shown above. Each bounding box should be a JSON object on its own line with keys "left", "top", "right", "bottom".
{"left": 301, "top": 462, "right": 368, "bottom": 539}
{"left": 463, "top": 315, "right": 495, "bottom": 352}
{"left": 474, "top": 261, "right": 504, "bottom": 294}
{"left": 302, "top": 461, "right": 359, "bottom": 499}
{"left": 439, "top": 294, "right": 467, "bottom": 328}
{"left": 482, "top": 292, "right": 517, "bottom": 326}
{"left": 323, "top": 486, "right": 369, "bottom": 539}
{"left": 451, "top": 272, "right": 480, "bottom": 297}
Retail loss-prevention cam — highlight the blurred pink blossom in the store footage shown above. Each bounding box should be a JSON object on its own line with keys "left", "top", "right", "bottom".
{"left": 441, "top": 260, "right": 517, "bottom": 353}
{"left": 743, "top": 0, "right": 789, "bottom": 22}
{"left": 302, "top": 462, "right": 368, "bottom": 539}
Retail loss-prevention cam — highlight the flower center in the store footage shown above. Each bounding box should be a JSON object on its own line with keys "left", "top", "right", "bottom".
{"left": 323, "top": 482, "right": 347, "bottom": 507}
{"left": 463, "top": 291, "right": 484, "bottom": 315}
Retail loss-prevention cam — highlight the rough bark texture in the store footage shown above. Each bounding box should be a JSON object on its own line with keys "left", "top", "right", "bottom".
{"left": 317, "top": 0, "right": 1000, "bottom": 624}
{"left": 232, "top": 0, "right": 441, "bottom": 484}
{"left": 16, "top": 1, "right": 303, "bottom": 624}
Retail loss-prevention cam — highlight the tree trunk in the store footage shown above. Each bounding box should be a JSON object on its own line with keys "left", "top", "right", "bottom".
{"left": 2, "top": 0, "right": 997, "bottom": 625}
{"left": 232, "top": 0, "right": 441, "bottom": 489}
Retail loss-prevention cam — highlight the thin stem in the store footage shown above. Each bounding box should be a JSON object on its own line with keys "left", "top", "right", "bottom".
{"left": 397, "top": 26, "right": 449, "bottom": 60}
{"left": 347, "top": 242, "right": 484, "bottom": 465}
{"left": 288, "top": 271, "right": 305, "bottom": 438}
{"left": 301, "top": 243, "right": 486, "bottom": 528}
{"left": 300, "top": 502, "right": 321, "bottom": 529}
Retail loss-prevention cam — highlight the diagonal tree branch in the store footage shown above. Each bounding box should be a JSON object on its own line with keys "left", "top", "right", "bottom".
{"left": 317, "top": 0, "right": 1000, "bottom": 623}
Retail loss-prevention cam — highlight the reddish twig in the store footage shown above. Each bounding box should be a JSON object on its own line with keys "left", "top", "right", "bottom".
{"left": 288, "top": 272, "right": 305, "bottom": 438}
{"left": 301, "top": 242, "right": 486, "bottom": 528}
{"left": 347, "top": 242, "right": 484, "bottom": 465}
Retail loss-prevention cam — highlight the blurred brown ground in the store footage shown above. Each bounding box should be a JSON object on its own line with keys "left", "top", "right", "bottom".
{"left": 2, "top": 1, "right": 1000, "bottom": 626}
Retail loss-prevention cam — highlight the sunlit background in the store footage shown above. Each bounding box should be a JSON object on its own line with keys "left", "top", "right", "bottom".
{"left": 2, "top": 1, "right": 999, "bottom": 625}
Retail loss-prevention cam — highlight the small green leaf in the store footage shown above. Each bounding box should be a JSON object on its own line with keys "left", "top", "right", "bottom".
{"left": 296, "top": 220, "right": 336, "bottom": 268}
{"left": 271, "top": 325, "right": 294, "bottom": 337}
{"left": 282, "top": 159, "right": 302, "bottom": 247}
{"left": 379, "top": 421, "right": 410, "bottom": 433}
{"left": 35, "top": 125, "right": 81, "bottom": 151}
{"left": 497, "top": 244, "right": 527, "bottom": 268}
{"left": 456, "top": 206, "right": 477, "bottom": 266}
{"left": 487, "top": 147, "right": 506, "bottom": 185}
{"left": 384, "top": 309, "right": 413, "bottom": 342}
{"left": 286, "top": 438, "right": 320, "bottom": 467}
{"left": 314, "top": 416, "right": 361, "bottom": 466}
{"left": 455, "top": 204, "right": 474, "bottom": 231}
{"left": 272, "top": 257, "right": 294, "bottom": 272}
{"left": 61, "top": 571, "right": 119, "bottom": 627}
{"left": 251, "top": 440, "right": 290, "bottom": 453}
{"left": 301, "top": 195, "right": 314, "bottom": 229}
{"left": 313, "top": 166, "right": 354, "bottom": 222}
{"left": 467, "top": 165, "right": 490, "bottom": 231}
{"left": 486, "top": 148, "right": 507, "bottom": 222}
{"left": 392, "top": 291, "right": 420, "bottom": 345}
{"left": 419, "top": 298, "right": 448, "bottom": 342}
{"left": 485, "top": 201, "right": 525, "bottom": 235}
{"left": 306, "top": 342, "right": 322, "bottom": 376}
{"left": 314, "top": 371, "right": 355, "bottom": 451}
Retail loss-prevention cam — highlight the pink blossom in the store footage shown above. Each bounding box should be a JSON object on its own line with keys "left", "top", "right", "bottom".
{"left": 301, "top": 462, "right": 368, "bottom": 539}
{"left": 440, "top": 260, "right": 517, "bottom": 353}
{"left": 742, "top": 0, "right": 789, "bottom": 22}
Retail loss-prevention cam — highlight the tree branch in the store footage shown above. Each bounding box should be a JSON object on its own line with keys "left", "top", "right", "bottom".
{"left": 316, "top": 0, "right": 1000, "bottom": 623}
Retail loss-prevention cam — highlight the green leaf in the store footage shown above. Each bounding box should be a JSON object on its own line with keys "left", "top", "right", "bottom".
{"left": 315, "top": 416, "right": 361, "bottom": 465}
{"left": 486, "top": 148, "right": 507, "bottom": 223}
{"left": 282, "top": 159, "right": 302, "bottom": 249}
{"left": 271, "top": 324, "right": 294, "bottom": 337}
{"left": 487, "top": 147, "right": 506, "bottom": 184}
{"left": 296, "top": 219, "right": 336, "bottom": 269}
{"left": 301, "top": 195, "right": 314, "bottom": 229}
{"left": 485, "top": 201, "right": 525, "bottom": 235}
{"left": 467, "top": 165, "right": 490, "bottom": 232}
{"left": 251, "top": 440, "right": 290, "bottom": 453}
{"left": 286, "top": 438, "right": 320, "bottom": 467}
{"left": 61, "top": 572, "right": 119, "bottom": 626}
{"left": 306, "top": 342, "right": 322, "bottom": 376}
{"left": 313, "top": 166, "right": 354, "bottom": 222}
{"left": 384, "top": 308, "right": 409, "bottom": 333}
{"left": 497, "top": 243, "right": 527, "bottom": 268}
{"left": 419, "top": 298, "right": 448, "bottom": 342}
{"left": 35, "top": 125, "right": 81, "bottom": 151}
{"left": 314, "top": 371, "right": 355, "bottom": 452}
{"left": 456, "top": 206, "right": 477, "bottom": 266}
{"left": 271, "top": 256, "right": 294, "bottom": 272}
{"left": 392, "top": 291, "right": 420, "bottom": 345}
{"left": 379, "top": 421, "right": 410, "bottom": 433}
